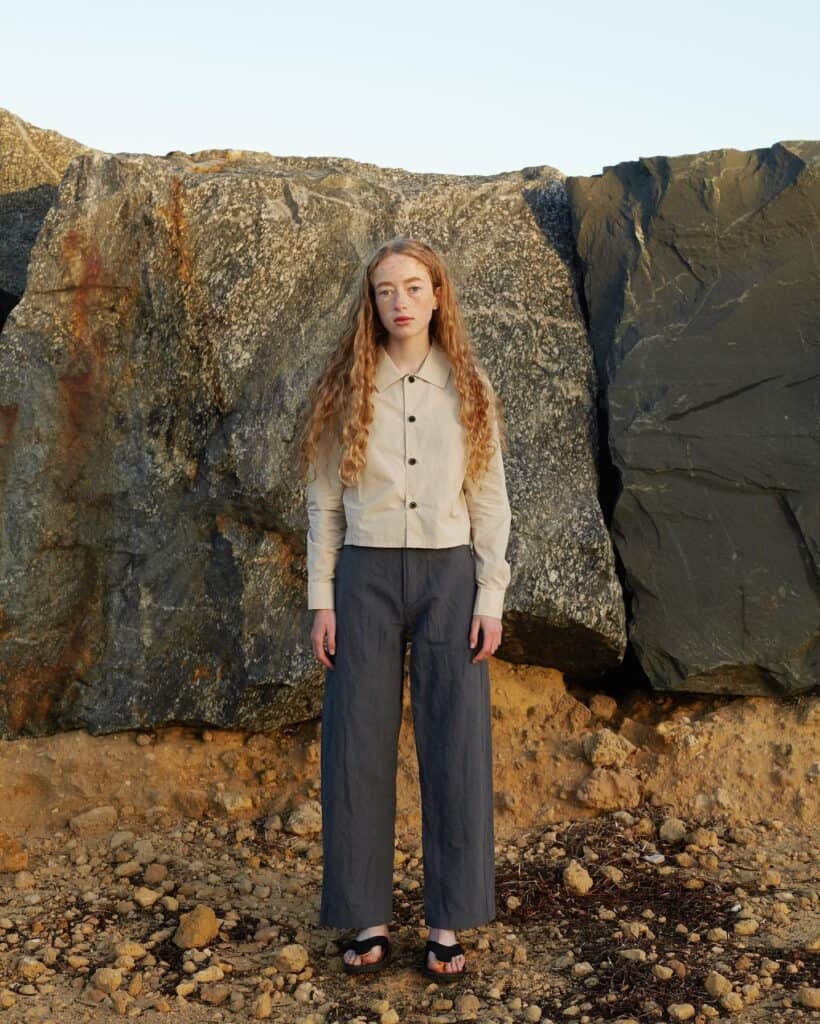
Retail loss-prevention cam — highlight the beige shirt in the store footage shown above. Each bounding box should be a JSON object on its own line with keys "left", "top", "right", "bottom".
{"left": 306, "top": 340, "right": 512, "bottom": 618}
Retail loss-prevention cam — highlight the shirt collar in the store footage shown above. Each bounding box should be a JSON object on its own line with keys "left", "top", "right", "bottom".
{"left": 374, "top": 340, "right": 452, "bottom": 393}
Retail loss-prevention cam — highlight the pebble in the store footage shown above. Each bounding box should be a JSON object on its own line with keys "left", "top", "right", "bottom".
{"left": 659, "top": 817, "right": 688, "bottom": 843}
{"left": 704, "top": 969, "right": 732, "bottom": 997}
{"left": 799, "top": 986, "right": 820, "bottom": 1008}
{"left": 273, "top": 942, "right": 310, "bottom": 972}
{"left": 173, "top": 903, "right": 220, "bottom": 948}
{"left": 90, "top": 967, "right": 122, "bottom": 993}
{"left": 667, "top": 1004, "right": 695, "bottom": 1021}
{"left": 563, "top": 859, "right": 593, "bottom": 894}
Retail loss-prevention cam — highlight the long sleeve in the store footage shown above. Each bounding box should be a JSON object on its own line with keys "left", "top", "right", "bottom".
{"left": 463, "top": 402, "right": 512, "bottom": 620}
{"left": 306, "top": 430, "right": 347, "bottom": 610}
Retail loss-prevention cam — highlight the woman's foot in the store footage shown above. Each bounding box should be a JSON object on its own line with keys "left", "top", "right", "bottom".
{"left": 343, "top": 924, "right": 390, "bottom": 967}
{"left": 427, "top": 927, "right": 465, "bottom": 974}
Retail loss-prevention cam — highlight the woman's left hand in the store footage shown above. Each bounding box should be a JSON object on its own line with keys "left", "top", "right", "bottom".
{"left": 469, "top": 615, "right": 503, "bottom": 662}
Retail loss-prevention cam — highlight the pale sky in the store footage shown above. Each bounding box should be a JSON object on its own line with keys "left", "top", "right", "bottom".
{"left": 6, "top": 0, "right": 818, "bottom": 178}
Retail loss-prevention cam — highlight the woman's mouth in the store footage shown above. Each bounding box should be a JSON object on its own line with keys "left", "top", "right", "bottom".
{"left": 395, "top": 317, "right": 412, "bottom": 324}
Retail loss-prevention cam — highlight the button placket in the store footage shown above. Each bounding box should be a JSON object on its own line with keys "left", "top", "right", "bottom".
{"left": 404, "top": 376, "right": 418, "bottom": 544}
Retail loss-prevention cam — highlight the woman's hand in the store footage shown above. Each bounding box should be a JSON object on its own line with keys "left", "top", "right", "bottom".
{"left": 311, "top": 609, "right": 337, "bottom": 669}
{"left": 469, "top": 614, "right": 502, "bottom": 662}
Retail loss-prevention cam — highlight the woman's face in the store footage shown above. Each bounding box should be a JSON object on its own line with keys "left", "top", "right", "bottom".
{"left": 371, "top": 253, "right": 440, "bottom": 344}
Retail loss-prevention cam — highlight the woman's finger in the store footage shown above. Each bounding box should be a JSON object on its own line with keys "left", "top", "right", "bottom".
{"left": 312, "top": 629, "right": 335, "bottom": 669}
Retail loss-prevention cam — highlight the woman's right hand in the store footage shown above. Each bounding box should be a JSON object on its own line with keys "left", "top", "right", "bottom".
{"left": 311, "top": 609, "right": 337, "bottom": 668}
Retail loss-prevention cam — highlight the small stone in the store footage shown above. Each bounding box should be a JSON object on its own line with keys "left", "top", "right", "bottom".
{"left": 720, "top": 991, "right": 745, "bottom": 1012}
{"left": 285, "top": 800, "right": 322, "bottom": 836}
{"left": 109, "top": 990, "right": 131, "bottom": 1014}
{"left": 273, "top": 942, "right": 309, "bottom": 972}
{"left": 798, "top": 987, "right": 820, "bottom": 1009}
{"left": 114, "top": 861, "right": 142, "bottom": 878}
{"left": 16, "top": 956, "right": 47, "bottom": 981}
{"left": 218, "top": 791, "right": 254, "bottom": 816}
{"left": 667, "top": 1004, "right": 695, "bottom": 1021}
{"left": 251, "top": 991, "right": 272, "bottom": 1018}
{"left": 563, "top": 859, "right": 593, "bottom": 894}
{"left": 705, "top": 970, "right": 732, "bottom": 997}
{"left": 659, "top": 817, "right": 688, "bottom": 843}
{"left": 193, "top": 965, "right": 224, "bottom": 983}
{"left": 133, "top": 839, "right": 156, "bottom": 864}
{"left": 582, "top": 728, "right": 636, "bottom": 768}
{"left": 91, "top": 967, "right": 122, "bottom": 993}
{"left": 132, "top": 886, "right": 161, "bottom": 908}
{"left": 144, "top": 862, "right": 168, "bottom": 884}
{"left": 173, "top": 904, "right": 220, "bottom": 948}
{"left": 200, "top": 982, "right": 230, "bottom": 1005}
{"left": 69, "top": 806, "right": 118, "bottom": 834}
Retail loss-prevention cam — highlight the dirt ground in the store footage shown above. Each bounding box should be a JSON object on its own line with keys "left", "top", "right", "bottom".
{"left": 0, "top": 661, "right": 818, "bottom": 1023}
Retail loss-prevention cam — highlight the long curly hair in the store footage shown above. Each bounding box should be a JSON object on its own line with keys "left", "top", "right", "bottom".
{"left": 296, "top": 235, "right": 507, "bottom": 489}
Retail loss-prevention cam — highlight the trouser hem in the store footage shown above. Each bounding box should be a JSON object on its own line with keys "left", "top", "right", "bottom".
{"left": 318, "top": 909, "right": 393, "bottom": 930}
{"left": 423, "top": 907, "right": 497, "bottom": 930}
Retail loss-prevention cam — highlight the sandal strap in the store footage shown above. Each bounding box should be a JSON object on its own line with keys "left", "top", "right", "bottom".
{"left": 426, "top": 939, "right": 464, "bottom": 961}
{"left": 349, "top": 935, "right": 388, "bottom": 954}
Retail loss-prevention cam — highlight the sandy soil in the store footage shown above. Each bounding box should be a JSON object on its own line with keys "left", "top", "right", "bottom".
{"left": 0, "top": 662, "right": 817, "bottom": 1022}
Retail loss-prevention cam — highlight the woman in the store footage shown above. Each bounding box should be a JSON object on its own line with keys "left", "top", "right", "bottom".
{"left": 297, "top": 236, "right": 512, "bottom": 981}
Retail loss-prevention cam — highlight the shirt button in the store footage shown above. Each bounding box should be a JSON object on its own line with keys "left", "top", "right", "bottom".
{"left": 408, "top": 457, "right": 417, "bottom": 464}
{"left": 408, "top": 414, "right": 416, "bottom": 422}
{"left": 408, "top": 501, "right": 417, "bottom": 508}
{"left": 408, "top": 375, "right": 415, "bottom": 382}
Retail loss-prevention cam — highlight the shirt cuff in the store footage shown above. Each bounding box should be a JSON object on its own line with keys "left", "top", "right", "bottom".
{"left": 308, "top": 581, "right": 336, "bottom": 610}
{"left": 472, "top": 586, "right": 506, "bottom": 620}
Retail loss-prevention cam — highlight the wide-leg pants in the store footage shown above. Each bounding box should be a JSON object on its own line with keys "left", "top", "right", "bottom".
{"left": 319, "top": 543, "right": 496, "bottom": 930}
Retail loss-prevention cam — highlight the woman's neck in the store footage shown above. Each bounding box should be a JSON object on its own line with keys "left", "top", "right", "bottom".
{"left": 384, "top": 336, "right": 432, "bottom": 375}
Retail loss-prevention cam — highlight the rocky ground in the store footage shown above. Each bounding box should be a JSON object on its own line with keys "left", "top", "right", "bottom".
{"left": 0, "top": 662, "right": 817, "bottom": 1023}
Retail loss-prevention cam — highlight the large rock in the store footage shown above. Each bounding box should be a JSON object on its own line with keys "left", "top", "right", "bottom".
{"left": 0, "top": 141, "right": 624, "bottom": 737}
{"left": 0, "top": 107, "right": 94, "bottom": 329}
{"left": 567, "top": 142, "right": 820, "bottom": 695}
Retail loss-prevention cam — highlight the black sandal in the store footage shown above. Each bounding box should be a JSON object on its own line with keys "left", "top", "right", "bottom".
{"left": 342, "top": 933, "right": 392, "bottom": 974}
{"left": 421, "top": 939, "right": 467, "bottom": 982}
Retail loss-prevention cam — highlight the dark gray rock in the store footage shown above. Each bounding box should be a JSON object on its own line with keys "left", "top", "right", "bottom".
{"left": 567, "top": 141, "right": 820, "bottom": 695}
{"left": 0, "top": 146, "right": 623, "bottom": 738}
{"left": 0, "top": 107, "right": 94, "bottom": 329}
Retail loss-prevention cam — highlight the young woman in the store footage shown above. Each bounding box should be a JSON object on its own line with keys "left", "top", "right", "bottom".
{"left": 297, "top": 236, "right": 512, "bottom": 981}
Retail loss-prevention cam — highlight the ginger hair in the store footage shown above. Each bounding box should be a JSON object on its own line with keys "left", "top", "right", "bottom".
{"left": 296, "top": 235, "right": 507, "bottom": 489}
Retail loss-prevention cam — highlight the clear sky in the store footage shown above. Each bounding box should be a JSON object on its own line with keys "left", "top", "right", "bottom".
{"left": 6, "top": 0, "right": 818, "bottom": 178}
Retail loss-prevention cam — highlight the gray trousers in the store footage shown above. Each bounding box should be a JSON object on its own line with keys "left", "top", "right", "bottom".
{"left": 319, "top": 543, "right": 496, "bottom": 930}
